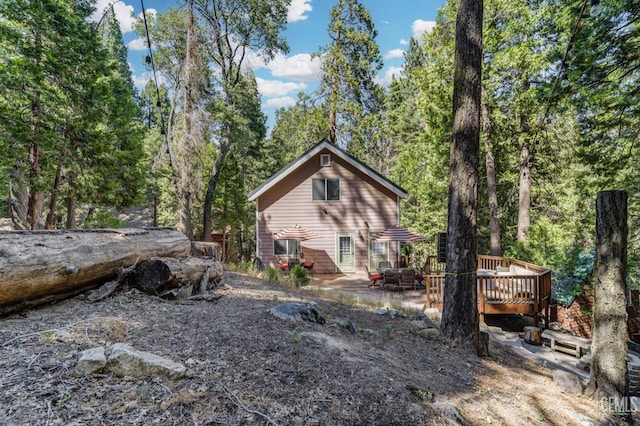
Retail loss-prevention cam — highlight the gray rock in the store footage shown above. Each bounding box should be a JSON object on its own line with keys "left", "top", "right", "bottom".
{"left": 412, "top": 312, "right": 438, "bottom": 327}
{"left": 552, "top": 369, "right": 583, "bottom": 395}
{"left": 107, "top": 343, "right": 186, "bottom": 380}
{"left": 423, "top": 308, "right": 442, "bottom": 324}
{"left": 566, "top": 409, "right": 600, "bottom": 425}
{"left": 373, "top": 308, "right": 402, "bottom": 318}
{"left": 431, "top": 401, "right": 468, "bottom": 425}
{"left": 420, "top": 328, "right": 441, "bottom": 339}
{"left": 333, "top": 318, "right": 356, "bottom": 333}
{"left": 270, "top": 302, "right": 325, "bottom": 324}
{"left": 77, "top": 347, "right": 107, "bottom": 374}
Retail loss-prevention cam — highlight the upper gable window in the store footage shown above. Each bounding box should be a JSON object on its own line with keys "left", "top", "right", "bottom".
{"left": 320, "top": 154, "right": 331, "bottom": 167}
{"left": 312, "top": 178, "right": 340, "bottom": 201}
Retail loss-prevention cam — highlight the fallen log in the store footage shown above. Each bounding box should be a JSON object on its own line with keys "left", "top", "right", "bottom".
{"left": 0, "top": 228, "right": 190, "bottom": 315}
{"left": 126, "top": 256, "right": 223, "bottom": 296}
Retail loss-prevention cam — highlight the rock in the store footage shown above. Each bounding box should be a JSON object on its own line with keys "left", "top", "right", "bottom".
{"left": 77, "top": 347, "right": 107, "bottom": 374}
{"left": 270, "top": 302, "right": 326, "bottom": 324}
{"left": 107, "top": 343, "right": 186, "bottom": 380}
{"left": 566, "top": 409, "right": 600, "bottom": 425}
{"left": 333, "top": 318, "right": 356, "bottom": 333}
{"left": 373, "top": 308, "right": 402, "bottom": 318}
{"left": 412, "top": 312, "right": 439, "bottom": 328}
{"left": 524, "top": 326, "right": 542, "bottom": 345}
{"left": 420, "top": 328, "right": 441, "bottom": 339}
{"left": 424, "top": 308, "right": 442, "bottom": 323}
{"left": 552, "top": 370, "right": 583, "bottom": 395}
{"left": 431, "top": 401, "right": 468, "bottom": 425}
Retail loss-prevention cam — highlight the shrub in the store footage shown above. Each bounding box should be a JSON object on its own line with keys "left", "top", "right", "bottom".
{"left": 289, "top": 264, "right": 310, "bottom": 287}
{"left": 265, "top": 266, "right": 281, "bottom": 283}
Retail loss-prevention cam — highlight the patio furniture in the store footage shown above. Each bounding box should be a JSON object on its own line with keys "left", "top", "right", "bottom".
{"left": 378, "top": 261, "right": 392, "bottom": 271}
{"left": 382, "top": 269, "right": 400, "bottom": 290}
{"left": 302, "top": 258, "right": 315, "bottom": 274}
{"left": 400, "top": 268, "right": 418, "bottom": 290}
{"left": 365, "top": 265, "right": 383, "bottom": 287}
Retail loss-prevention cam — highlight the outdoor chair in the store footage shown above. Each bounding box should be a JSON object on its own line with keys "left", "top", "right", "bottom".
{"left": 378, "top": 261, "right": 392, "bottom": 270}
{"left": 302, "top": 258, "right": 315, "bottom": 274}
{"left": 365, "top": 265, "right": 383, "bottom": 288}
{"left": 400, "top": 268, "right": 417, "bottom": 290}
{"left": 383, "top": 269, "right": 400, "bottom": 290}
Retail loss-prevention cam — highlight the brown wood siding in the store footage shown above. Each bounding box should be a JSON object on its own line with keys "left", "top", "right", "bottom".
{"left": 256, "top": 149, "right": 399, "bottom": 273}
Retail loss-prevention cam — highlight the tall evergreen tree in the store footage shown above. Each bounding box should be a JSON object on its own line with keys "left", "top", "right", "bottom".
{"left": 441, "top": 0, "right": 483, "bottom": 355}
{"left": 0, "top": 0, "right": 145, "bottom": 229}
{"left": 315, "top": 0, "right": 384, "bottom": 154}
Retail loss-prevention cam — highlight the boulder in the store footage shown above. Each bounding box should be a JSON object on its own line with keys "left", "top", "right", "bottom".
{"left": 106, "top": 343, "right": 186, "bottom": 380}
{"left": 430, "top": 401, "right": 468, "bottom": 425}
{"left": 76, "top": 347, "right": 107, "bottom": 374}
{"left": 333, "top": 318, "right": 356, "bottom": 333}
{"left": 270, "top": 302, "right": 326, "bottom": 324}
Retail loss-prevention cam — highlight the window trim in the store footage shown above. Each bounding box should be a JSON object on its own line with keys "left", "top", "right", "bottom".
{"left": 312, "top": 178, "right": 340, "bottom": 201}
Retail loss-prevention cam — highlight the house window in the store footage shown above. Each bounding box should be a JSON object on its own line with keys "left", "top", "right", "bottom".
{"left": 312, "top": 179, "right": 340, "bottom": 201}
{"left": 320, "top": 154, "right": 331, "bottom": 167}
{"left": 274, "top": 239, "right": 302, "bottom": 256}
{"left": 372, "top": 241, "right": 386, "bottom": 255}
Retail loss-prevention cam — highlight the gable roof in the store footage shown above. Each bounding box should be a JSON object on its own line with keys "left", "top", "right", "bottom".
{"left": 248, "top": 139, "right": 407, "bottom": 201}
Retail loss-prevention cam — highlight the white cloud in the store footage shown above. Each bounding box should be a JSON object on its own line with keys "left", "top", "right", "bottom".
{"left": 384, "top": 49, "right": 405, "bottom": 60}
{"left": 288, "top": 0, "right": 313, "bottom": 22}
{"left": 375, "top": 66, "right": 403, "bottom": 87}
{"left": 256, "top": 77, "right": 307, "bottom": 97}
{"left": 89, "top": 1, "right": 137, "bottom": 33}
{"left": 264, "top": 53, "right": 322, "bottom": 82}
{"left": 412, "top": 19, "right": 436, "bottom": 40}
{"left": 263, "top": 96, "right": 297, "bottom": 109}
{"left": 127, "top": 37, "right": 147, "bottom": 51}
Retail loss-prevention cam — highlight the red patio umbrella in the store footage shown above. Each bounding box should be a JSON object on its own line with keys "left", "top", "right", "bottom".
{"left": 373, "top": 225, "right": 426, "bottom": 269}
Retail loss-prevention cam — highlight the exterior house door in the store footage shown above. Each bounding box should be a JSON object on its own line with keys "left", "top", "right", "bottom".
{"left": 336, "top": 233, "right": 355, "bottom": 272}
{"left": 369, "top": 236, "right": 389, "bottom": 270}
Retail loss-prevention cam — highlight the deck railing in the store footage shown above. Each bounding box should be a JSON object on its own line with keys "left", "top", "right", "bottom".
{"left": 425, "top": 255, "right": 552, "bottom": 327}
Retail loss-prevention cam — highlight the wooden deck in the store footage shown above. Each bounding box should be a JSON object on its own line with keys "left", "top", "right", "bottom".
{"left": 425, "top": 255, "right": 552, "bottom": 327}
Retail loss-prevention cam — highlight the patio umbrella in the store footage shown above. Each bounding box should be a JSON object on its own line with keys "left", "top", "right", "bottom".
{"left": 273, "top": 224, "right": 318, "bottom": 241}
{"left": 373, "top": 225, "right": 427, "bottom": 269}
{"left": 274, "top": 225, "right": 318, "bottom": 260}
{"left": 373, "top": 226, "right": 427, "bottom": 243}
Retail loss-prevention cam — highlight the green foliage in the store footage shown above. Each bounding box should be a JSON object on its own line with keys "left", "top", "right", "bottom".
{"left": 265, "top": 266, "right": 281, "bottom": 283}
{"left": 289, "top": 265, "right": 310, "bottom": 287}
{"left": 82, "top": 210, "right": 126, "bottom": 229}
{"left": 0, "top": 0, "right": 146, "bottom": 227}
{"left": 314, "top": 0, "right": 384, "bottom": 149}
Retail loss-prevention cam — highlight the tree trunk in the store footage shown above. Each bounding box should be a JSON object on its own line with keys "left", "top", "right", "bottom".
{"left": 517, "top": 115, "right": 531, "bottom": 242}
{"left": 9, "top": 166, "right": 29, "bottom": 230}
{"left": 127, "top": 256, "right": 223, "bottom": 296}
{"left": 0, "top": 228, "right": 191, "bottom": 315}
{"left": 441, "top": 0, "right": 483, "bottom": 356}
{"left": 587, "top": 190, "right": 630, "bottom": 422}
{"left": 45, "top": 164, "right": 63, "bottom": 229}
{"left": 202, "top": 134, "right": 232, "bottom": 242}
{"left": 481, "top": 91, "right": 500, "bottom": 255}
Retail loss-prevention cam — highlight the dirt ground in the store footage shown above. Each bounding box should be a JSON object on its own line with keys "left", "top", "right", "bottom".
{"left": 0, "top": 271, "right": 621, "bottom": 425}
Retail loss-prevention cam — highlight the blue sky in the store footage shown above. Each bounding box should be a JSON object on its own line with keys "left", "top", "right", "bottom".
{"left": 90, "top": 0, "right": 446, "bottom": 127}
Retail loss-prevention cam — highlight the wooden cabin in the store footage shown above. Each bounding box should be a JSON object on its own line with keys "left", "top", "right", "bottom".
{"left": 425, "top": 255, "right": 552, "bottom": 327}
{"left": 248, "top": 140, "right": 407, "bottom": 274}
